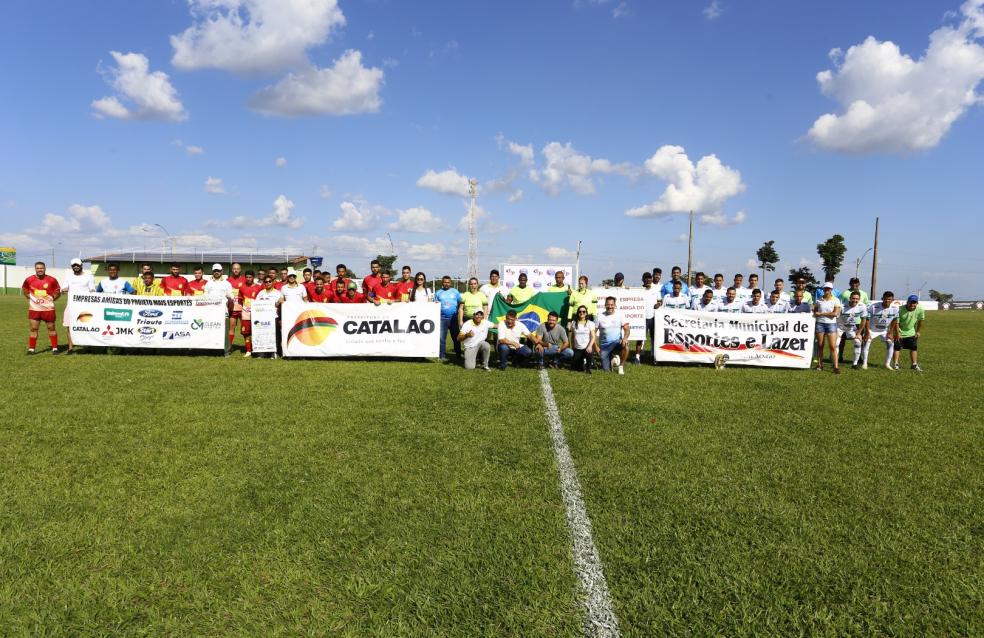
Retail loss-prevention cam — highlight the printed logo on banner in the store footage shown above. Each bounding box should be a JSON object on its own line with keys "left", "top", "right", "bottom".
{"left": 104, "top": 308, "right": 132, "bottom": 322}
{"left": 76, "top": 312, "right": 94, "bottom": 323}
{"left": 138, "top": 326, "right": 157, "bottom": 335}
{"left": 102, "top": 324, "right": 115, "bottom": 336}
{"left": 288, "top": 309, "right": 338, "bottom": 346}
{"left": 191, "top": 318, "right": 223, "bottom": 330}
{"left": 162, "top": 331, "right": 191, "bottom": 340}
{"left": 139, "top": 309, "right": 164, "bottom": 318}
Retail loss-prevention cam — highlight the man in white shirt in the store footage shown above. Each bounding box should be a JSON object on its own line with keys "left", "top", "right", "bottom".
{"left": 96, "top": 262, "right": 135, "bottom": 295}
{"left": 774, "top": 278, "right": 791, "bottom": 303}
{"left": 62, "top": 257, "right": 96, "bottom": 353}
{"left": 689, "top": 272, "right": 710, "bottom": 307}
{"left": 661, "top": 280, "right": 691, "bottom": 310}
{"left": 496, "top": 310, "right": 532, "bottom": 370}
{"left": 479, "top": 269, "right": 509, "bottom": 315}
{"left": 204, "top": 263, "right": 235, "bottom": 315}
{"left": 458, "top": 309, "right": 491, "bottom": 370}
{"left": 596, "top": 296, "right": 629, "bottom": 374}
{"left": 733, "top": 273, "right": 751, "bottom": 304}
{"left": 742, "top": 289, "right": 769, "bottom": 313}
{"left": 633, "top": 271, "right": 662, "bottom": 364}
{"left": 765, "top": 289, "right": 789, "bottom": 313}
{"left": 838, "top": 290, "right": 869, "bottom": 369}
{"left": 863, "top": 291, "right": 899, "bottom": 369}
{"left": 717, "top": 287, "right": 743, "bottom": 313}
{"left": 692, "top": 289, "right": 718, "bottom": 312}
{"left": 710, "top": 273, "right": 728, "bottom": 304}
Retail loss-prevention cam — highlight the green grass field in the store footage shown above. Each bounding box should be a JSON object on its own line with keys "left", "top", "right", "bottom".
{"left": 1, "top": 296, "right": 981, "bottom": 636}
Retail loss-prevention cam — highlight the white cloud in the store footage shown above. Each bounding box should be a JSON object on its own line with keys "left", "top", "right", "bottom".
{"left": 275, "top": 156, "right": 287, "bottom": 167}
{"left": 173, "top": 140, "right": 204, "bottom": 155}
{"left": 613, "top": 2, "right": 629, "bottom": 18}
{"left": 388, "top": 207, "right": 445, "bottom": 232}
{"left": 745, "top": 258, "right": 758, "bottom": 270}
{"left": 626, "top": 145, "right": 745, "bottom": 217}
{"left": 332, "top": 199, "right": 382, "bottom": 231}
{"left": 382, "top": 57, "right": 400, "bottom": 68}
{"left": 417, "top": 168, "right": 472, "bottom": 197}
{"left": 204, "top": 176, "right": 225, "bottom": 194}
{"left": 545, "top": 246, "right": 576, "bottom": 260}
{"left": 698, "top": 210, "right": 746, "bottom": 226}
{"left": 249, "top": 50, "right": 384, "bottom": 117}
{"left": 0, "top": 232, "right": 46, "bottom": 250}
{"left": 807, "top": 1, "right": 984, "bottom": 153}
{"left": 405, "top": 242, "right": 445, "bottom": 261}
{"left": 319, "top": 184, "right": 332, "bottom": 199}
{"left": 457, "top": 203, "right": 510, "bottom": 234}
{"left": 170, "top": 0, "right": 345, "bottom": 73}
{"left": 92, "top": 51, "right": 187, "bottom": 122}
{"left": 497, "top": 137, "right": 534, "bottom": 166}
{"left": 226, "top": 194, "right": 304, "bottom": 229}
{"left": 330, "top": 234, "right": 393, "bottom": 256}
{"left": 35, "top": 204, "right": 113, "bottom": 235}
{"left": 530, "top": 142, "right": 635, "bottom": 195}
{"left": 703, "top": 1, "right": 723, "bottom": 20}
{"left": 508, "top": 189, "right": 524, "bottom": 203}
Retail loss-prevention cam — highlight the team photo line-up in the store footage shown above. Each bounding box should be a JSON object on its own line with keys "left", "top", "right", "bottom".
{"left": 21, "top": 258, "right": 925, "bottom": 374}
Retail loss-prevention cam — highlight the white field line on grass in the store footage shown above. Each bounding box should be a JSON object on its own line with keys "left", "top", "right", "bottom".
{"left": 538, "top": 369, "right": 621, "bottom": 638}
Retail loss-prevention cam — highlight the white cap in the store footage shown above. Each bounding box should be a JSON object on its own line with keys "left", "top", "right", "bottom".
{"left": 822, "top": 281, "right": 834, "bottom": 289}
{"left": 70, "top": 258, "right": 83, "bottom": 266}
{"left": 211, "top": 263, "right": 223, "bottom": 271}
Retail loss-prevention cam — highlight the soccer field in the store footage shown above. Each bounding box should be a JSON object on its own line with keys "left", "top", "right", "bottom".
{"left": 1, "top": 296, "right": 981, "bottom": 636}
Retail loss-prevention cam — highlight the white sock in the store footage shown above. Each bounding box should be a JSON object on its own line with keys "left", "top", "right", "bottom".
{"left": 884, "top": 341, "right": 895, "bottom": 368}
{"left": 852, "top": 339, "right": 862, "bottom": 365}
{"left": 861, "top": 340, "right": 871, "bottom": 365}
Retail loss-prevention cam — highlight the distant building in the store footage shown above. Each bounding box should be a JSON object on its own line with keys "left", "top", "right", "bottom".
{"left": 83, "top": 251, "right": 309, "bottom": 278}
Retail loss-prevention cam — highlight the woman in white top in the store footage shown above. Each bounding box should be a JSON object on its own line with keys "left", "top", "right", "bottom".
{"left": 814, "top": 282, "right": 843, "bottom": 373}
{"left": 409, "top": 271, "right": 431, "bottom": 303}
{"left": 570, "top": 305, "right": 597, "bottom": 373}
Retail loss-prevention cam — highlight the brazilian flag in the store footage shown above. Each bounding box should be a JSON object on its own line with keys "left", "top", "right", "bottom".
{"left": 490, "top": 292, "right": 569, "bottom": 332}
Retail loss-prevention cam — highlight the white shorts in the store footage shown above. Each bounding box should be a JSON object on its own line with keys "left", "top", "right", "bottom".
{"left": 837, "top": 326, "right": 858, "bottom": 339}
{"left": 868, "top": 330, "right": 891, "bottom": 343}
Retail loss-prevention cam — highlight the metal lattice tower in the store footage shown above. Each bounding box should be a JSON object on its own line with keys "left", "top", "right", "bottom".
{"left": 467, "top": 178, "right": 478, "bottom": 279}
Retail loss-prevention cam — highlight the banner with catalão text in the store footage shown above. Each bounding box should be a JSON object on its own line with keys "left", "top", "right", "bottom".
{"left": 69, "top": 292, "right": 227, "bottom": 349}
{"left": 653, "top": 308, "right": 816, "bottom": 368}
{"left": 502, "top": 264, "right": 573, "bottom": 293}
{"left": 593, "top": 287, "right": 657, "bottom": 342}
{"left": 281, "top": 302, "right": 440, "bottom": 358}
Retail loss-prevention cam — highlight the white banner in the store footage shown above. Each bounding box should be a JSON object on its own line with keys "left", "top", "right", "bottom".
{"left": 249, "top": 299, "right": 278, "bottom": 354}
{"left": 69, "top": 292, "right": 227, "bottom": 349}
{"left": 593, "top": 287, "right": 653, "bottom": 341}
{"left": 281, "top": 302, "right": 440, "bottom": 358}
{"left": 502, "top": 264, "right": 573, "bottom": 293}
{"left": 653, "top": 308, "right": 816, "bottom": 368}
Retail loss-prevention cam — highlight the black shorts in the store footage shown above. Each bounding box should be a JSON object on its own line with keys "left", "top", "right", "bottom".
{"left": 899, "top": 336, "right": 918, "bottom": 351}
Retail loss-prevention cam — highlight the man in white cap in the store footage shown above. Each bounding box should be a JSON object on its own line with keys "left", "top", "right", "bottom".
{"left": 61, "top": 257, "right": 96, "bottom": 353}
{"left": 204, "top": 263, "right": 235, "bottom": 314}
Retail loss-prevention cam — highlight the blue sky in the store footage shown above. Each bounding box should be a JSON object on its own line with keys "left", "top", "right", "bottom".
{"left": 1, "top": 0, "right": 982, "bottom": 296}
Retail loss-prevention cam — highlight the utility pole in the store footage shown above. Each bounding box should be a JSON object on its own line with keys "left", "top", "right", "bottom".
{"left": 686, "top": 210, "right": 694, "bottom": 286}
{"left": 574, "top": 240, "right": 582, "bottom": 282}
{"left": 870, "top": 216, "right": 880, "bottom": 299}
{"left": 467, "top": 179, "right": 479, "bottom": 279}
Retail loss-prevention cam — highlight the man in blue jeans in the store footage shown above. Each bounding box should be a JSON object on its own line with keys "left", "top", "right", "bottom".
{"left": 434, "top": 275, "right": 463, "bottom": 361}
{"left": 596, "top": 296, "right": 630, "bottom": 374}
{"left": 496, "top": 310, "right": 532, "bottom": 370}
{"left": 532, "top": 311, "right": 574, "bottom": 369}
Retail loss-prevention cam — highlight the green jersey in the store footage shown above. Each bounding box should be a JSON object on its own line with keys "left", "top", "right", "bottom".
{"left": 897, "top": 305, "right": 925, "bottom": 338}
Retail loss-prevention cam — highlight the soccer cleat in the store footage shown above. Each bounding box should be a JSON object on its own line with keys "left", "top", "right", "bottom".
{"left": 243, "top": 352, "right": 251, "bottom": 358}
{"left": 633, "top": 354, "right": 641, "bottom": 364}
{"left": 862, "top": 363, "right": 868, "bottom": 370}
{"left": 912, "top": 364, "right": 923, "bottom": 373}
{"left": 893, "top": 363, "right": 900, "bottom": 371}
{"left": 618, "top": 364, "right": 624, "bottom": 375}
{"left": 26, "top": 349, "right": 35, "bottom": 355}
{"left": 482, "top": 365, "right": 491, "bottom": 371}
{"left": 612, "top": 354, "right": 621, "bottom": 369}
{"left": 51, "top": 348, "right": 60, "bottom": 355}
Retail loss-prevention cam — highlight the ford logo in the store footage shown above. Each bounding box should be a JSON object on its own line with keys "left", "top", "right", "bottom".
{"left": 139, "top": 309, "right": 163, "bottom": 318}
{"left": 138, "top": 326, "right": 157, "bottom": 335}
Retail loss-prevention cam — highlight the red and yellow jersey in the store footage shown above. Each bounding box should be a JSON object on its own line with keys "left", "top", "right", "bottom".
{"left": 339, "top": 292, "right": 366, "bottom": 303}
{"left": 186, "top": 278, "right": 207, "bottom": 295}
{"left": 303, "top": 281, "right": 317, "bottom": 297}
{"left": 273, "top": 281, "right": 285, "bottom": 291}
{"left": 239, "top": 283, "right": 262, "bottom": 306}
{"left": 309, "top": 289, "right": 333, "bottom": 303}
{"left": 227, "top": 275, "right": 246, "bottom": 311}
{"left": 23, "top": 275, "right": 60, "bottom": 311}
{"left": 362, "top": 274, "right": 381, "bottom": 297}
{"left": 161, "top": 275, "right": 189, "bottom": 296}
{"left": 396, "top": 279, "right": 414, "bottom": 301}
{"left": 329, "top": 277, "right": 350, "bottom": 292}
{"left": 371, "top": 282, "right": 400, "bottom": 303}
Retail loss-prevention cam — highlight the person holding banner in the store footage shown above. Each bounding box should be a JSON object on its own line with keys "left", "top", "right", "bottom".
{"left": 814, "top": 282, "right": 843, "bottom": 373}
{"left": 718, "top": 287, "right": 743, "bottom": 313}
{"left": 742, "top": 289, "right": 769, "bottom": 313}
{"left": 62, "top": 258, "right": 96, "bottom": 354}
{"left": 496, "top": 310, "right": 533, "bottom": 370}
{"left": 96, "top": 263, "right": 135, "bottom": 295}
{"left": 186, "top": 266, "right": 207, "bottom": 295}
{"left": 134, "top": 271, "right": 165, "bottom": 296}
{"left": 568, "top": 275, "right": 597, "bottom": 322}
{"left": 661, "top": 280, "right": 691, "bottom": 310}
{"left": 597, "top": 296, "right": 629, "bottom": 374}
{"left": 837, "top": 291, "right": 869, "bottom": 369}
{"left": 788, "top": 289, "right": 812, "bottom": 313}
{"left": 766, "top": 289, "right": 789, "bottom": 313}
{"left": 569, "top": 305, "right": 596, "bottom": 373}
{"left": 693, "top": 288, "right": 718, "bottom": 312}
{"left": 396, "top": 266, "right": 415, "bottom": 301}
{"left": 362, "top": 260, "right": 383, "bottom": 299}
{"left": 22, "top": 261, "right": 61, "bottom": 355}
{"left": 281, "top": 273, "right": 309, "bottom": 305}
{"left": 458, "top": 309, "right": 491, "bottom": 370}
{"left": 634, "top": 271, "right": 662, "bottom": 364}
{"left": 204, "top": 264, "right": 234, "bottom": 315}
{"left": 409, "top": 272, "right": 431, "bottom": 303}
{"left": 507, "top": 273, "right": 535, "bottom": 304}
{"left": 308, "top": 277, "right": 333, "bottom": 303}
{"left": 660, "top": 266, "right": 689, "bottom": 297}
{"left": 330, "top": 278, "right": 348, "bottom": 302}
{"left": 774, "top": 278, "right": 791, "bottom": 303}
{"left": 479, "top": 269, "right": 507, "bottom": 314}
{"left": 369, "top": 272, "right": 399, "bottom": 305}
{"left": 435, "top": 276, "right": 463, "bottom": 361}
{"left": 340, "top": 281, "right": 366, "bottom": 303}
{"left": 532, "top": 311, "right": 574, "bottom": 370}
{"left": 239, "top": 271, "right": 262, "bottom": 357}
{"left": 162, "top": 263, "right": 190, "bottom": 296}
{"left": 689, "top": 272, "right": 710, "bottom": 306}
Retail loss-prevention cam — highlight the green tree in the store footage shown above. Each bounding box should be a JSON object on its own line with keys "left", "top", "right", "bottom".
{"left": 756, "top": 240, "right": 780, "bottom": 281}
{"left": 375, "top": 254, "right": 397, "bottom": 277}
{"left": 788, "top": 266, "right": 819, "bottom": 293}
{"left": 816, "top": 234, "right": 847, "bottom": 282}
{"left": 929, "top": 289, "right": 954, "bottom": 303}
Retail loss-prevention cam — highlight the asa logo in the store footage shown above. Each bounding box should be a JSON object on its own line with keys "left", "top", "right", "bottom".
{"left": 288, "top": 309, "right": 338, "bottom": 346}
{"left": 104, "top": 308, "right": 132, "bottom": 321}
{"left": 162, "top": 331, "right": 191, "bottom": 340}
{"left": 139, "top": 309, "right": 164, "bottom": 318}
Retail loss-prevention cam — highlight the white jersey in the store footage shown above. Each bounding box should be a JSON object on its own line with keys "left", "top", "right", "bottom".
{"left": 640, "top": 286, "right": 662, "bottom": 320}
{"left": 867, "top": 301, "right": 899, "bottom": 333}
{"left": 742, "top": 301, "right": 770, "bottom": 314}
{"left": 689, "top": 285, "right": 710, "bottom": 306}
{"left": 595, "top": 311, "right": 627, "bottom": 345}
{"left": 256, "top": 288, "right": 284, "bottom": 303}
{"left": 64, "top": 271, "right": 96, "bottom": 295}
{"left": 479, "top": 283, "right": 508, "bottom": 309}
{"left": 692, "top": 300, "right": 719, "bottom": 312}
{"left": 281, "top": 284, "right": 307, "bottom": 304}
{"left": 204, "top": 278, "right": 234, "bottom": 299}
{"left": 766, "top": 301, "right": 789, "bottom": 313}
{"left": 774, "top": 290, "right": 791, "bottom": 303}
{"left": 734, "top": 286, "right": 752, "bottom": 304}
{"left": 710, "top": 286, "right": 729, "bottom": 304}
{"left": 837, "top": 303, "right": 869, "bottom": 332}
{"left": 717, "top": 300, "right": 743, "bottom": 313}
{"left": 661, "top": 293, "right": 691, "bottom": 310}
{"left": 96, "top": 277, "right": 132, "bottom": 294}
{"left": 460, "top": 319, "right": 490, "bottom": 349}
